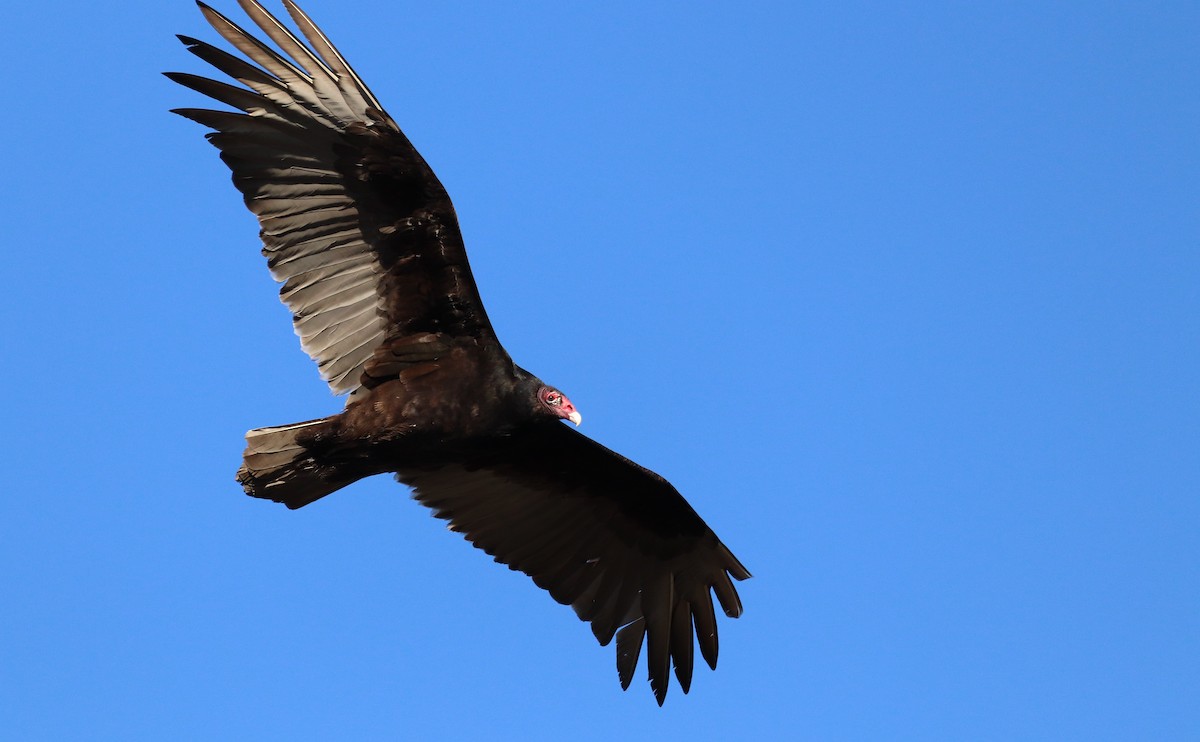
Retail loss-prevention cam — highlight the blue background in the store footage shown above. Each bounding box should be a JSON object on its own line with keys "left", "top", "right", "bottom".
{"left": 2, "top": 1, "right": 1197, "bottom": 738}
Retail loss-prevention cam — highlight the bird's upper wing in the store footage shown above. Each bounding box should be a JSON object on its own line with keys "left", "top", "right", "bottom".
{"left": 399, "top": 423, "right": 751, "bottom": 705}
{"left": 169, "top": 0, "right": 499, "bottom": 395}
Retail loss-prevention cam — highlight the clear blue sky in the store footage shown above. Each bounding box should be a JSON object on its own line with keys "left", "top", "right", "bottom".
{"left": 1, "top": 1, "right": 1197, "bottom": 739}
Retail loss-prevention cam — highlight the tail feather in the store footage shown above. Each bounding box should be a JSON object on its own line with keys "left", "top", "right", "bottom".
{"left": 237, "top": 417, "right": 362, "bottom": 509}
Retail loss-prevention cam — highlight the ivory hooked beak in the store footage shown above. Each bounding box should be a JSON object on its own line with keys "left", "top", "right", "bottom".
{"left": 568, "top": 410, "right": 582, "bottom": 426}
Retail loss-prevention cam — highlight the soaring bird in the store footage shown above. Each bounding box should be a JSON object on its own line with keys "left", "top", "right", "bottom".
{"left": 169, "top": 0, "right": 750, "bottom": 704}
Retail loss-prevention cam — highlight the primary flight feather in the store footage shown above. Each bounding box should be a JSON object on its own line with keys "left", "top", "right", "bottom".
{"left": 169, "top": 0, "right": 749, "bottom": 704}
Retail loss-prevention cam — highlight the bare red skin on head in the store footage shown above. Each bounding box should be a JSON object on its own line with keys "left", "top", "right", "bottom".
{"left": 538, "top": 386, "right": 580, "bottom": 423}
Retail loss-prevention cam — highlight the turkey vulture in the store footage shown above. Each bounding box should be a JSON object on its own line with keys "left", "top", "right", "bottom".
{"left": 169, "top": 0, "right": 750, "bottom": 704}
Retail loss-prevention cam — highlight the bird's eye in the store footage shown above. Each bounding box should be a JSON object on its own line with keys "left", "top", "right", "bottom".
{"left": 547, "top": 393, "right": 561, "bottom": 405}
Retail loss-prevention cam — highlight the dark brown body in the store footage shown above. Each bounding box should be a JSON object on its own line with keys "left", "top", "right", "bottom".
{"left": 238, "top": 339, "right": 546, "bottom": 509}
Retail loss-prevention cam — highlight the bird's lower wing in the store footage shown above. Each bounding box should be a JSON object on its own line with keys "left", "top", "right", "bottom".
{"left": 398, "top": 423, "right": 750, "bottom": 705}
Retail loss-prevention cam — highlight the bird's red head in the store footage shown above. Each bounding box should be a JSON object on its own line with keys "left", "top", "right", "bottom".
{"left": 538, "top": 386, "right": 582, "bottom": 426}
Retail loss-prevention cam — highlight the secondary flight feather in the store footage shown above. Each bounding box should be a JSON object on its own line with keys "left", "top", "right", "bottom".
{"left": 169, "top": 0, "right": 750, "bottom": 704}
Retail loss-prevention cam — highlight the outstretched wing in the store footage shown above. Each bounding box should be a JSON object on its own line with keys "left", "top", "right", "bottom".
{"left": 399, "top": 424, "right": 751, "bottom": 705}
{"left": 169, "top": 0, "right": 500, "bottom": 395}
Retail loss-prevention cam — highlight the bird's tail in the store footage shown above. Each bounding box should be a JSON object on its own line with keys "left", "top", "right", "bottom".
{"left": 236, "top": 418, "right": 364, "bottom": 509}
